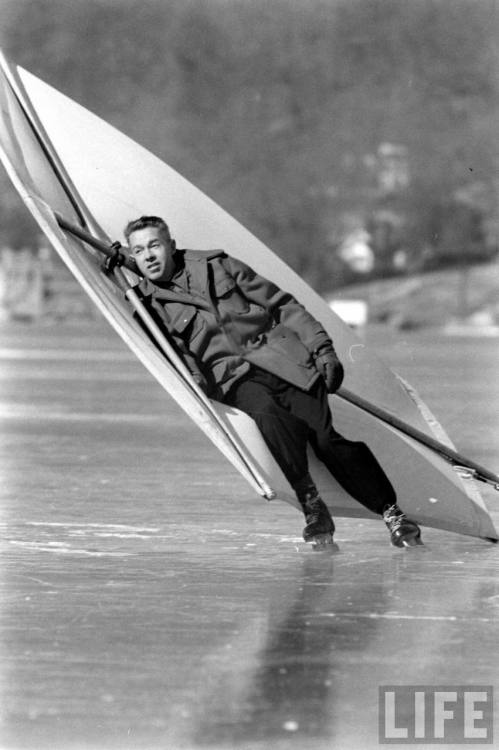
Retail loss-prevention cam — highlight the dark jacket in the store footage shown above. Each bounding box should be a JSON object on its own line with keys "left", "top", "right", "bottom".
{"left": 137, "top": 249, "right": 334, "bottom": 397}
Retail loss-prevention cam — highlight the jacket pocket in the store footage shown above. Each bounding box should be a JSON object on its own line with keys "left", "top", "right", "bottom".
{"left": 212, "top": 263, "right": 250, "bottom": 313}
{"left": 266, "top": 323, "right": 313, "bottom": 368}
{"left": 169, "top": 304, "right": 204, "bottom": 343}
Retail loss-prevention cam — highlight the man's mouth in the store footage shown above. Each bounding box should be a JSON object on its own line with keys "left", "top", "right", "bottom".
{"left": 147, "top": 263, "right": 161, "bottom": 273}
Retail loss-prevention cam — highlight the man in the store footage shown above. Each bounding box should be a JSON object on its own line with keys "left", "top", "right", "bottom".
{"left": 122, "top": 215, "right": 422, "bottom": 547}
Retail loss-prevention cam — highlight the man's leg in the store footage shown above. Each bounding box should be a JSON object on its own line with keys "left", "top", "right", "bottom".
{"left": 224, "top": 368, "right": 310, "bottom": 485}
{"left": 279, "top": 379, "right": 422, "bottom": 545}
{"left": 278, "top": 379, "right": 395, "bottom": 515}
{"left": 224, "top": 369, "right": 334, "bottom": 541}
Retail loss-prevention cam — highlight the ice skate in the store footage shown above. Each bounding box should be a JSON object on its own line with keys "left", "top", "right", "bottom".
{"left": 294, "top": 476, "right": 335, "bottom": 546}
{"left": 383, "top": 503, "right": 423, "bottom": 547}
{"left": 302, "top": 499, "right": 335, "bottom": 547}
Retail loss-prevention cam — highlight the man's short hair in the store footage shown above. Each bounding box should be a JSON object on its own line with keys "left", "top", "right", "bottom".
{"left": 124, "top": 216, "right": 171, "bottom": 243}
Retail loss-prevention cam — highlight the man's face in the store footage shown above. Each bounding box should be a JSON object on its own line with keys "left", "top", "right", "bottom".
{"left": 128, "top": 225, "right": 176, "bottom": 284}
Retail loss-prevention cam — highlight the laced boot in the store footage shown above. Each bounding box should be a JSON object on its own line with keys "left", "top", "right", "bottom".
{"left": 294, "top": 474, "right": 335, "bottom": 543}
{"left": 383, "top": 503, "right": 422, "bottom": 547}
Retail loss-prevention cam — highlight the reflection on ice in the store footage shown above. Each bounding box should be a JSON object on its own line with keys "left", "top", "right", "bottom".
{"left": 190, "top": 537, "right": 498, "bottom": 749}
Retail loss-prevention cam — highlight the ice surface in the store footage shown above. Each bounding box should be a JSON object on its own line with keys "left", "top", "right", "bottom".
{"left": 0, "top": 321, "right": 498, "bottom": 750}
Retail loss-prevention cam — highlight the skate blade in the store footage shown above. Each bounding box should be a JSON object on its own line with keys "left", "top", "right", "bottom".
{"left": 401, "top": 535, "right": 424, "bottom": 548}
{"left": 393, "top": 536, "right": 424, "bottom": 549}
{"left": 309, "top": 532, "right": 336, "bottom": 549}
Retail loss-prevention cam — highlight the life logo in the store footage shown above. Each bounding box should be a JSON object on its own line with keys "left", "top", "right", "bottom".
{"left": 379, "top": 686, "right": 493, "bottom": 744}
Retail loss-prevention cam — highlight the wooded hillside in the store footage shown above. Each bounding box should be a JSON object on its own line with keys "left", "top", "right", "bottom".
{"left": 1, "top": 0, "right": 497, "bottom": 290}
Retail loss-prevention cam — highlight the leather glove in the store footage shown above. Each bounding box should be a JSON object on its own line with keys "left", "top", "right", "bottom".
{"left": 314, "top": 343, "right": 344, "bottom": 393}
{"left": 102, "top": 242, "right": 126, "bottom": 275}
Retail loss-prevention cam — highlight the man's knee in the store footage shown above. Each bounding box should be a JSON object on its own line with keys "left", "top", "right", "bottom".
{"left": 237, "top": 393, "right": 280, "bottom": 421}
{"left": 314, "top": 430, "right": 366, "bottom": 459}
{"left": 250, "top": 402, "right": 287, "bottom": 433}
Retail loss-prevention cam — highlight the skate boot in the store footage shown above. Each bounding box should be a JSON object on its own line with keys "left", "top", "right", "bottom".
{"left": 295, "top": 475, "right": 335, "bottom": 546}
{"left": 383, "top": 503, "right": 423, "bottom": 547}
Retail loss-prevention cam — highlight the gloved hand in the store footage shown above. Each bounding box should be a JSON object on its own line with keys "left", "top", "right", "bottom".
{"left": 314, "top": 343, "right": 344, "bottom": 393}
{"left": 102, "top": 242, "right": 126, "bottom": 275}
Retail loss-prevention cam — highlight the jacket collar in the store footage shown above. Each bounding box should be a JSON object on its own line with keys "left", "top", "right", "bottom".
{"left": 137, "top": 251, "right": 211, "bottom": 310}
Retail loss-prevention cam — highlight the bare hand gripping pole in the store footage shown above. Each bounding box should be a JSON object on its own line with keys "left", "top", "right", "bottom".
{"left": 56, "top": 213, "right": 499, "bottom": 494}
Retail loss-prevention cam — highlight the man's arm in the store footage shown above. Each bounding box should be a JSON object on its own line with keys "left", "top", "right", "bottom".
{"left": 222, "top": 255, "right": 329, "bottom": 349}
{"left": 222, "top": 255, "right": 344, "bottom": 392}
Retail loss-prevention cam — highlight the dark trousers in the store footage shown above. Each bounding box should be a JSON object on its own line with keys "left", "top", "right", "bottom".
{"left": 223, "top": 368, "right": 396, "bottom": 516}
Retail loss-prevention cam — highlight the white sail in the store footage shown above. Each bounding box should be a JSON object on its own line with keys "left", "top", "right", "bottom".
{"left": 0, "top": 49, "right": 496, "bottom": 539}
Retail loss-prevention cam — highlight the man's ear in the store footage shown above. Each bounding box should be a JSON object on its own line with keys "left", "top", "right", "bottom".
{"left": 170, "top": 239, "right": 177, "bottom": 252}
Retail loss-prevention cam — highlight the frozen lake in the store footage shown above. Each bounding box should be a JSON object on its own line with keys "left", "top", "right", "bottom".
{"left": 0, "top": 319, "right": 498, "bottom": 750}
